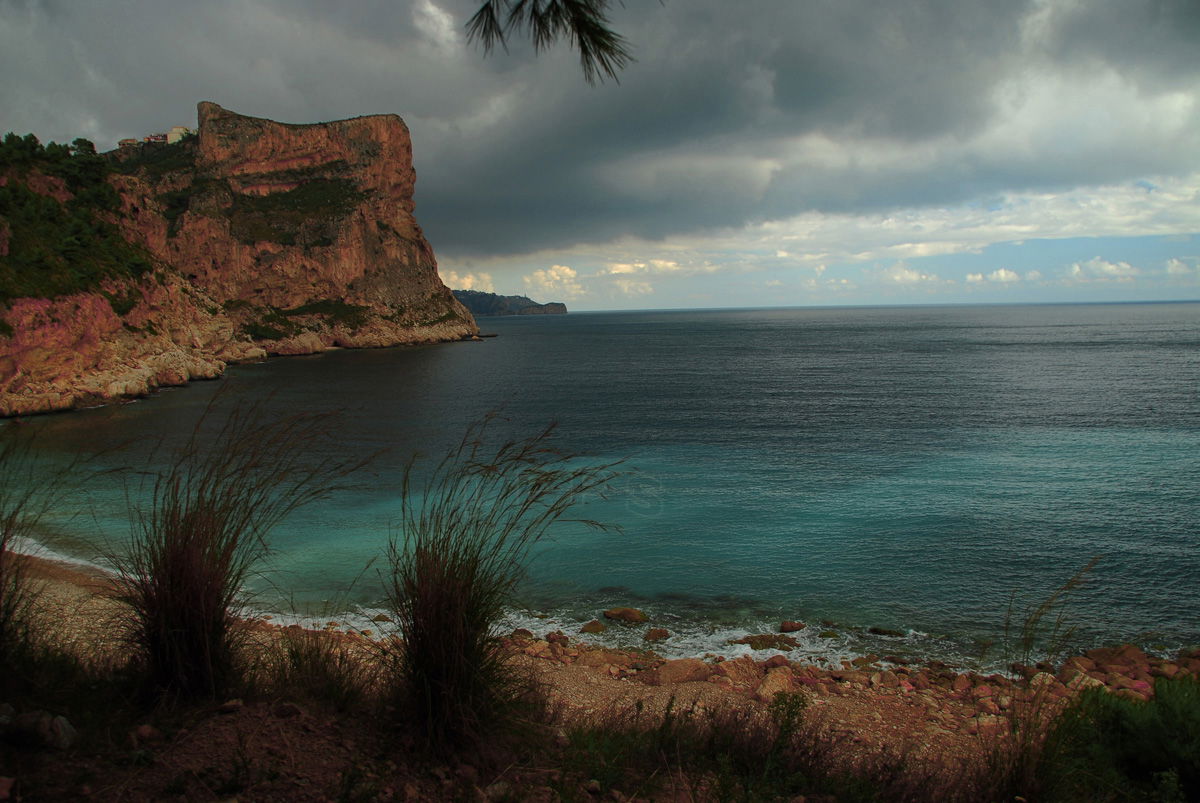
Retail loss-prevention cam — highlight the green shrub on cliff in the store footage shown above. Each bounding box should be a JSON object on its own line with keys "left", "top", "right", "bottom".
{"left": 227, "top": 178, "right": 365, "bottom": 246}
{"left": 383, "top": 417, "right": 621, "bottom": 754}
{"left": 1, "top": 131, "right": 154, "bottom": 304}
{"left": 111, "top": 134, "right": 197, "bottom": 178}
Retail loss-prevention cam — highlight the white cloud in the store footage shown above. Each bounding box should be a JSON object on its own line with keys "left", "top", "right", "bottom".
{"left": 524, "top": 264, "right": 585, "bottom": 300}
{"left": 1166, "top": 258, "right": 1197, "bottom": 276}
{"left": 882, "top": 262, "right": 941, "bottom": 284}
{"left": 613, "top": 278, "right": 654, "bottom": 296}
{"left": 605, "top": 258, "right": 699, "bottom": 276}
{"left": 1025, "top": 270, "right": 1044, "bottom": 281}
{"left": 1067, "top": 257, "right": 1141, "bottom": 282}
{"left": 966, "top": 273, "right": 984, "bottom": 283}
{"left": 439, "top": 269, "right": 494, "bottom": 292}
{"left": 988, "top": 268, "right": 1021, "bottom": 283}
{"left": 412, "top": 0, "right": 460, "bottom": 54}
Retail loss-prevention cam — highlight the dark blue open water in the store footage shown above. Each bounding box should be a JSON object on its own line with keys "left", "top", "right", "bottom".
{"left": 10, "top": 302, "right": 1200, "bottom": 668}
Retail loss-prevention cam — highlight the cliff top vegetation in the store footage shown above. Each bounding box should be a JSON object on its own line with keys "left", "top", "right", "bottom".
{"left": 0, "top": 132, "right": 154, "bottom": 306}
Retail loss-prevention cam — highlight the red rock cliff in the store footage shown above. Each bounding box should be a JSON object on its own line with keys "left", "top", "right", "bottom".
{"left": 0, "top": 103, "right": 477, "bottom": 416}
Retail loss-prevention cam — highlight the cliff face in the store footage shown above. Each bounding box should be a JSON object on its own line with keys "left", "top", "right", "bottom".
{"left": 0, "top": 103, "right": 476, "bottom": 416}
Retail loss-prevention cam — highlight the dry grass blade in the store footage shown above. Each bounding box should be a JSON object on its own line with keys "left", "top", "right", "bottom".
{"left": 384, "top": 415, "right": 622, "bottom": 755}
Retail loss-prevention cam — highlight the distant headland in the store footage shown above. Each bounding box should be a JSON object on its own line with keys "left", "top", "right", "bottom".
{"left": 452, "top": 289, "right": 567, "bottom": 316}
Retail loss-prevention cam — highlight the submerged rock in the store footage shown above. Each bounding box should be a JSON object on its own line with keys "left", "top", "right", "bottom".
{"left": 602, "top": 607, "right": 648, "bottom": 624}
{"left": 729, "top": 634, "right": 799, "bottom": 651}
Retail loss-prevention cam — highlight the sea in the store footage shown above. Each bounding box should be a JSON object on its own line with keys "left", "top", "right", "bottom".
{"left": 7, "top": 302, "right": 1200, "bottom": 670}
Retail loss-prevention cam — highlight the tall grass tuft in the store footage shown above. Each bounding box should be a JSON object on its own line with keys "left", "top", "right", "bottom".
{"left": 0, "top": 425, "right": 48, "bottom": 684}
{"left": 973, "top": 557, "right": 1102, "bottom": 801}
{"left": 0, "top": 424, "right": 88, "bottom": 694}
{"left": 384, "top": 417, "right": 621, "bottom": 754}
{"left": 111, "top": 401, "right": 367, "bottom": 701}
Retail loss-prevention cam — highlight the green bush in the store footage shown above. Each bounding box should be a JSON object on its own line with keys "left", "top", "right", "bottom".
{"left": 0, "top": 132, "right": 156, "bottom": 304}
{"left": 1039, "top": 675, "right": 1200, "bottom": 801}
{"left": 383, "top": 418, "right": 621, "bottom": 754}
{"left": 111, "top": 135, "right": 197, "bottom": 178}
{"left": 227, "top": 179, "right": 364, "bottom": 246}
{"left": 282, "top": 299, "right": 371, "bottom": 330}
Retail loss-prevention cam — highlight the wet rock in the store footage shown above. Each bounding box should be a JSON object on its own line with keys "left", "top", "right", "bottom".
{"left": 546, "top": 630, "right": 570, "bottom": 645}
{"left": 764, "top": 655, "right": 790, "bottom": 670}
{"left": 818, "top": 630, "right": 839, "bottom": 639}
{"left": 580, "top": 620, "right": 607, "bottom": 634}
{"left": 643, "top": 628, "right": 670, "bottom": 642}
{"left": 952, "top": 675, "right": 972, "bottom": 694}
{"left": 867, "top": 626, "right": 905, "bottom": 637}
{"left": 779, "top": 620, "right": 806, "bottom": 633}
{"left": 603, "top": 607, "right": 648, "bottom": 624}
{"left": 510, "top": 628, "right": 534, "bottom": 640}
{"left": 729, "top": 634, "right": 799, "bottom": 651}
{"left": 372, "top": 614, "right": 393, "bottom": 623}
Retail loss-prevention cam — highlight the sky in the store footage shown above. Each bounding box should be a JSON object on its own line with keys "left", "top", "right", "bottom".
{"left": 2, "top": 0, "right": 1199, "bottom": 311}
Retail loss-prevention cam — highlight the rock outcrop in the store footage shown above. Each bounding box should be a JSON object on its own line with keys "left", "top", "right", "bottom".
{"left": 0, "top": 103, "right": 476, "bottom": 416}
{"left": 452, "top": 289, "right": 567, "bottom": 316}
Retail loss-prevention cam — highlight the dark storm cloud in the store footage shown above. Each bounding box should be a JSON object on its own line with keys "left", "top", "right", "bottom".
{"left": 1038, "top": 0, "right": 1200, "bottom": 89}
{"left": 2, "top": 0, "right": 1197, "bottom": 261}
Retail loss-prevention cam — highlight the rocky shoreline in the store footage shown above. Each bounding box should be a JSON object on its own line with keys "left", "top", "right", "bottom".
{"left": 6, "top": 552, "right": 1198, "bottom": 799}
{"left": 24, "top": 554, "right": 1199, "bottom": 745}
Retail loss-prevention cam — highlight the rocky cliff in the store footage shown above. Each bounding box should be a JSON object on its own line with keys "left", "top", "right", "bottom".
{"left": 0, "top": 103, "right": 476, "bottom": 416}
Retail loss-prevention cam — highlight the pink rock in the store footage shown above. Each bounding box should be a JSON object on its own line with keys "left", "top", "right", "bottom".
{"left": 754, "top": 667, "right": 794, "bottom": 703}
{"left": 654, "top": 658, "right": 712, "bottom": 686}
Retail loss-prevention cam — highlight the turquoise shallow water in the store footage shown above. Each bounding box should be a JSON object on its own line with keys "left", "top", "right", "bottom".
{"left": 9, "top": 302, "right": 1200, "bottom": 668}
